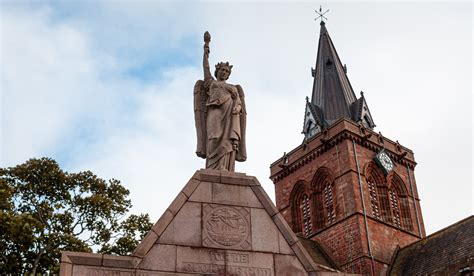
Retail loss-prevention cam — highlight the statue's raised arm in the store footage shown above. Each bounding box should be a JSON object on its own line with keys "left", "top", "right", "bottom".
{"left": 193, "top": 31, "right": 247, "bottom": 172}
{"left": 194, "top": 32, "right": 210, "bottom": 159}
{"left": 203, "top": 31, "right": 212, "bottom": 81}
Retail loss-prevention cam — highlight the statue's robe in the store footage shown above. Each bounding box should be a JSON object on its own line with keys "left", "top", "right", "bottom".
{"left": 194, "top": 79, "right": 246, "bottom": 171}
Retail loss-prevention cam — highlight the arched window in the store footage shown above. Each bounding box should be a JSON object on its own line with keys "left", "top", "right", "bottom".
{"left": 367, "top": 175, "right": 380, "bottom": 219}
{"left": 312, "top": 167, "right": 336, "bottom": 231}
{"left": 388, "top": 174, "right": 413, "bottom": 231}
{"left": 365, "top": 163, "right": 392, "bottom": 224}
{"left": 388, "top": 189, "right": 402, "bottom": 228}
{"left": 290, "top": 181, "right": 312, "bottom": 236}
{"left": 301, "top": 194, "right": 312, "bottom": 236}
{"left": 365, "top": 162, "right": 414, "bottom": 232}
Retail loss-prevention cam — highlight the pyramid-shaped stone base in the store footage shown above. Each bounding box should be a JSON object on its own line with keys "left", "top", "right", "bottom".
{"left": 61, "top": 170, "right": 340, "bottom": 275}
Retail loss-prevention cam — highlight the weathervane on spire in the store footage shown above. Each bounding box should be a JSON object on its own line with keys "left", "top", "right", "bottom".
{"left": 315, "top": 5, "right": 330, "bottom": 23}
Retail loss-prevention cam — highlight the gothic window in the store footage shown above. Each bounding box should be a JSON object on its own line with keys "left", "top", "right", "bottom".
{"left": 365, "top": 162, "right": 414, "bottom": 232}
{"left": 301, "top": 194, "right": 312, "bottom": 236}
{"left": 290, "top": 181, "right": 313, "bottom": 236}
{"left": 312, "top": 167, "right": 337, "bottom": 231}
{"left": 389, "top": 174, "right": 413, "bottom": 231}
{"left": 323, "top": 184, "right": 335, "bottom": 224}
{"left": 365, "top": 163, "right": 392, "bottom": 224}
{"left": 367, "top": 179, "right": 380, "bottom": 219}
{"left": 378, "top": 184, "right": 392, "bottom": 223}
{"left": 389, "top": 190, "right": 402, "bottom": 228}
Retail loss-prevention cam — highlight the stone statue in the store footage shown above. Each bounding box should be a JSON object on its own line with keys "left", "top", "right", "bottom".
{"left": 194, "top": 31, "right": 247, "bottom": 171}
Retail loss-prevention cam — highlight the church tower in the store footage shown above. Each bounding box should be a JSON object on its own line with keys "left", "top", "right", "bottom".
{"left": 270, "top": 21, "right": 426, "bottom": 275}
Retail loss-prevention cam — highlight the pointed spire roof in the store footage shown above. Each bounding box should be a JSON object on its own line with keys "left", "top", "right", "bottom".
{"left": 304, "top": 21, "right": 375, "bottom": 140}
{"left": 311, "top": 21, "right": 357, "bottom": 125}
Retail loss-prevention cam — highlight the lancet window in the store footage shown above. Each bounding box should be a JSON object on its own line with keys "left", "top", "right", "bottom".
{"left": 389, "top": 190, "right": 402, "bottom": 227}
{"left": 388, "top": 174, "right": 413, "bottom": 231}
{"left": 290, "top": 181, "right": 313, "bottom": 236}
{"left": 367, "top": 179, "right": 380, "bottom": 219}
{"left": 323, "top": 184, "right": 335, "bottom": 224}
{"left": 366, "top": 163, "right": 392, "bottom": 223}
{"left": 365, "top": 162, "right": 414, "bottom": 231}
{"left": 301, "top": 194, "right": 312, "bottom": 236}
{"left": 312, "top": 167, "right": 337, "bottom": 231}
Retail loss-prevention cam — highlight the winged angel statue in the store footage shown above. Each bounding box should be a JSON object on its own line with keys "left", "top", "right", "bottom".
{"left": 194, "top": 31, "right": 247, "bottom": 171}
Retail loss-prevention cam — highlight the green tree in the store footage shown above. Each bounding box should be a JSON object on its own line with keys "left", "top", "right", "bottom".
{"left": 0, "top": 158, "right": 152, "bottom": 274}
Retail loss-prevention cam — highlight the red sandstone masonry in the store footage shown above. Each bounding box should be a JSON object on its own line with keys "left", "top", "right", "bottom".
{"left": 271, "top": 119, "right": 425, "bottom": 275}
{"left": 312, "top": 215, "right": 365, "bottom": 266}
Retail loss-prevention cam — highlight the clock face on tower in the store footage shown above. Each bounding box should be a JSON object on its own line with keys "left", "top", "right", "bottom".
{"left": 375, "top": 150, "right": 394, "bottom": 174}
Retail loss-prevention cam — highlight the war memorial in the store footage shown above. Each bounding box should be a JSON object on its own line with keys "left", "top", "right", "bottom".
{"left": 60, "top": 14, "right": 473, "bottom": 276}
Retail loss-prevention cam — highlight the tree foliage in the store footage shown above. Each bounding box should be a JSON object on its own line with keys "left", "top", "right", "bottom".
{"left": 0, "top": 158, "right": 152, "bottom": 274}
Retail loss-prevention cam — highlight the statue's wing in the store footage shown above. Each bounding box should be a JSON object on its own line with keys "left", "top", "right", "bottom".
{"left": 236, "top": 84, "right": 247, "bottom": 162}
{"left": 194, "top": 80, "right": 208, "bottom": 158}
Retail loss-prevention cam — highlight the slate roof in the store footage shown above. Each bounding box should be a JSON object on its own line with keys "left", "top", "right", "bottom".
{"left": 350, "top": 92, "right": 375, "bottom": 129}
{"left": 307, "top": 99, "right": 326, "bottom": 127}
{"left": 305, "top": 21, "right": 375, "bottom": 137}
{"left": 311, "top": 21, "right": 357, "bottom": 125}
{"left": 389, "top": 216, "right": 474, "bottom": 275}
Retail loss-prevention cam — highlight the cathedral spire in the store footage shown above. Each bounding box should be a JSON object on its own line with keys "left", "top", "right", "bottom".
{"left": 311, "top": 21, "right": 357, "bottom": 124}
{"left": 303, "top": 21, "right": 375, "bottom": 140}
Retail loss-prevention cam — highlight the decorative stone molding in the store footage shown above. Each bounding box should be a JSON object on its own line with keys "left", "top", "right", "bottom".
{"left": 270, "top": 118, "right": 417, "bottom": 183}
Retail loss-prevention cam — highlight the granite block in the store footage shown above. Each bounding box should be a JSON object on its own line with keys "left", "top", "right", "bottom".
{"left": 168, "top": 192, "right": 188, "bottom": 215}
{"left": 181, "top": 178, "right": 200, "bottom": 198}
{"left": 188, "top": 181, "right": 212, "bottom": 203}
{"left": 251, "top": 208, "right": 279, "bottom": 253}
{"left": 159, "top": 202, "right": 201, "bottom": 247}
{"left": 103, "top": 255, "right": 140, "bottom": 269}
{"left": 133, "top": 230, "right": 159, "bottom": 257}
{"left": 251, "top": 185, "right": 278, "bottom": 216}
{"left": 139, "top": 244, "right": 177, "bottom": 271}
{"left": 151, "top": 209, "right": 174, "bottom": 236}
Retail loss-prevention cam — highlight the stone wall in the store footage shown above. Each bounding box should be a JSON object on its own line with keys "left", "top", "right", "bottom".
{"left": 61, "top": 170, "right": 342, "bottom": 276}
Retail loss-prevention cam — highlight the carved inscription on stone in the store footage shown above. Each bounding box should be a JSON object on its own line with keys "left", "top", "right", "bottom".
{"left": 176, "top": 247, "right": 273, "bottom": 276}
{"left": 181, "top": 262, "right": 271, "bottom": 275}
{"left": 210, "top": 251, "right": 248, "bottom": 263}
{"left": 202, "top": 204, "right": 251, "bottom": 250}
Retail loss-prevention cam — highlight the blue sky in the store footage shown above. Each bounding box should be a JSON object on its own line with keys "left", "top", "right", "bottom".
{"left": 1, "top": 1, "right": 472, "bottom": 236}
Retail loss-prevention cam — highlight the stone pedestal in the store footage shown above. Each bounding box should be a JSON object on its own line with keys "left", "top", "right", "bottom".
{"left": 60, "top": 170, "right": 340, "bottom": 275}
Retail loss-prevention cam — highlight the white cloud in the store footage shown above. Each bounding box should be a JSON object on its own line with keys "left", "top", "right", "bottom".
{"left": 1, "top": 2, "right": 471, "bottom": 234}
{"left": 68, "top": 66, "right": 204, "bottom": 217}
{"left": 1, "top": 6, "right": 95, "bottom": 164}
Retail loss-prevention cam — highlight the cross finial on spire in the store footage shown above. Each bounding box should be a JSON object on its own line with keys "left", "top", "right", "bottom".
{"left": 315, "top": 5, "right": 330, "bottom": 24}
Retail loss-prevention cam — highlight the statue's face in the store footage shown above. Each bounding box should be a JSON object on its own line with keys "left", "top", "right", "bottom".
{"left": 217, "top": 66, "right": 230, "bottom": 81}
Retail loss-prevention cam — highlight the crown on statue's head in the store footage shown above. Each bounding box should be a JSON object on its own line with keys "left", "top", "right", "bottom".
{"left": 214, "top": 62, "right": 233, "bottom": 78}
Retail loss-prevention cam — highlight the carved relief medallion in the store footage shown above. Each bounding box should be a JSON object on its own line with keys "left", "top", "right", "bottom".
{"left": 202, "top": 204, "right": 251, "bottom": 250}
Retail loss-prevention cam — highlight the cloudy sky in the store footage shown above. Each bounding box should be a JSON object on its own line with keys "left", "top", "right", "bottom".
{"left": 1, "top": 1, "right": 472, "bottom": 236}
